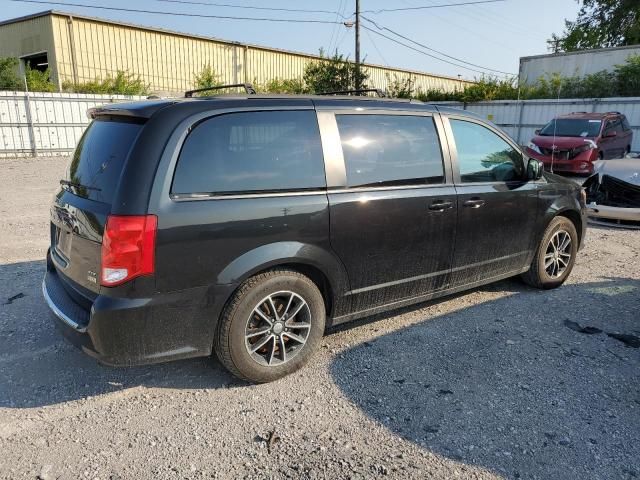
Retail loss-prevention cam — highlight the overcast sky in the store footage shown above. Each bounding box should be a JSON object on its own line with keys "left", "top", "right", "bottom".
{"left": 1, "top": 0, "right": 581, "bottom": 80}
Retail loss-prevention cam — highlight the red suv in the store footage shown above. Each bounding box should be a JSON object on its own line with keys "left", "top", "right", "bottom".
{"left": 525, "top": 112, "right": 633, "bottom": 175}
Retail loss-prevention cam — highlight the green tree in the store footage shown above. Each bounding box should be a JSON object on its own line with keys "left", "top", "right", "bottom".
{"left": 0, "top": 57, "right": 22, "bottom": 91}
{"left": 549, "top": 0, "right": 640, "bottom": 52}
{"left": 303, "top": 50, "right": 369, "bottom": 94}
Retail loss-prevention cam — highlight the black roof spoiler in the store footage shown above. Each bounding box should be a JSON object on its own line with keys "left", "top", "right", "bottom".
{"left": 87, "top": 99, "right": 177, "bottom": 120}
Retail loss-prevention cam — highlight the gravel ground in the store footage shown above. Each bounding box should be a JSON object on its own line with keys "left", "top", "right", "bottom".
{"left": 1, "top": 156, "right": 639, "bottom": 480}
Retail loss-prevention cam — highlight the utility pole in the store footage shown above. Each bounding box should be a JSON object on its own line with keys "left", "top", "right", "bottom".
{"left": 355, "top": 0, "right": 361, "bottom": 90}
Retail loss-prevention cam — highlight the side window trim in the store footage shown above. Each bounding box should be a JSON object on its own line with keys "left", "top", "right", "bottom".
{"left": 317, "top": 110, "right": 453, "bottom": 190}
{"left": 442, "top": 114, "right": 526, "bottom": 185}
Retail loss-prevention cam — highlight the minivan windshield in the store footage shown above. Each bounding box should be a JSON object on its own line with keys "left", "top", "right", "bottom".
{"left": 538, "top": 118, "right": 602, "bottom": 137}
{"left": 65, "top": 118, "right": 142, "bottom": 203}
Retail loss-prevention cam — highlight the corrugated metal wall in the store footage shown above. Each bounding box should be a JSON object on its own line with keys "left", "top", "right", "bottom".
{"left": 0, "top": 91, "right": 144, "bottom": 156}
{"left": 434, "top": 97, "right": 640, "bottom": 150}
{"left": 44, "top": 14, "right": 468, "bottom": 94}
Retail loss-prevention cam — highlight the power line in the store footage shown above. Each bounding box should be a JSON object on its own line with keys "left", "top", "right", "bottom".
{"left": 152, "top": 0, "right": 347, "bottom": 17}
{"left": 328, "top": 0, "right": 348, "bottom": 54}
{"left": 361, "top": 15, "right": 515, "bottom": 75}
{"left": 334, "top": 26, "right": 351, "bottom": 53}
{"left": 8, "top": 0, "right": 345, "bottom": 23}
{"left": 364, "top": 28, "right": 389, "bottom": 66}
{"left": 361, "top": 24, "right": 492, "bottom": 76}
{"left": 362, "top": 0, "right": 506, "bottom": 14}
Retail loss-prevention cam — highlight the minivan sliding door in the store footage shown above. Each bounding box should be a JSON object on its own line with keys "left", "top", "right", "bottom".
{"left": 318, "top": 111, "right": 457, "bottom": 316}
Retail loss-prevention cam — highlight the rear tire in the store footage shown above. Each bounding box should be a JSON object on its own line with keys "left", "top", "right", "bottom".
{"left": 521, "top": 216, "right": 578, "bottom": 289}
{"left": 214, "top": 269, "right": 325, "bottom": 383}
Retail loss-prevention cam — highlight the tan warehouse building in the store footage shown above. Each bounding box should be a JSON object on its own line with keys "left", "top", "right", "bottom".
{"left": 0, "top": 10, "right": 471, "bottom": 94}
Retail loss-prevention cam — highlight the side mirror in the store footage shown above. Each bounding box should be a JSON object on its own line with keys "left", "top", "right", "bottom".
{"left": 604, "top": 130, "right": 617, "bottom": 138}
{"left": 527, "top": 157, "right": 544, "bottom": 180}
{"left": 534, "top": 129, "right": 541, "bottom": 135}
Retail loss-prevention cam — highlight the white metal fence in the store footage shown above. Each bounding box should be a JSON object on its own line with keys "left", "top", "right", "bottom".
{"left": 2, "top": 93, "right": 640, "bottom": 157}
{"left": 433, "top": 97, "right": 640, "bottom": 151}
{"left": 0, "top": 91, "right": 143, "bottom": 157}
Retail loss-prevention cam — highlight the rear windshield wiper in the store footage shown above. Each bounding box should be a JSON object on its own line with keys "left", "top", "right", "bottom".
{"left": 60, "top": 179, "right": 102, "bottom": 192}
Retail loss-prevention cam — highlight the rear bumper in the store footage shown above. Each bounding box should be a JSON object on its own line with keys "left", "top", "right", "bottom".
{"left": 43, "top": 255, "right": 235, "bottom": 366}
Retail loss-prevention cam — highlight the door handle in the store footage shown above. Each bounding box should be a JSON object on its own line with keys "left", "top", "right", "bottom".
{"left": 463, "top": 198, "right": 485, "bottom": 208}
{"left": 428, "top": 200, "right": 453, "bottom": 211}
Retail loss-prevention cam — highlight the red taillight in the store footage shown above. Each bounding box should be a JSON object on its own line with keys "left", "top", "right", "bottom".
{"left": 101, "top": 215, "right": 157, "bottom": 286}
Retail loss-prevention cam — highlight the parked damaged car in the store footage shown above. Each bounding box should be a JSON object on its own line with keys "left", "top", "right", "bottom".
{"left": 584, "top": 158, "right": 640, "bottom": 228}
{"left": 526, "top": 112, "right": 633, "bottom": 176}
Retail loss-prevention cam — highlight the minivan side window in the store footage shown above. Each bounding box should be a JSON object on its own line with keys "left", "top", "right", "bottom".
{"left": 622, "top": 116, "right": 631, "bottom": 131}
{"left": 613, "top": 119, "right": 624, "bottom": 133}
{"left": 335, "top": 114, "right": 445, "bottom": 187}
{"left": 604, "top": 119, "right": 623, "bottom": 135}
{"left": 172, "top": 110, "right": 326, "bottom": 195}
{"left": 449, "top": 119, "right": 523, "bottom": 183}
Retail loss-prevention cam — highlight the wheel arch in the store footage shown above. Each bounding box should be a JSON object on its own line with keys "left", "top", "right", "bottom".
{"left": 215, "top": 241, "right": 348, "bottom": 318}
{"left": 556, "top": 208, "right": 584, "bottom": 245}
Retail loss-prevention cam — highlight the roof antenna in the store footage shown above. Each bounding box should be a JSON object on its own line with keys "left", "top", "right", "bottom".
{"left": 550, "top": 82, "right": 562, "bottom": 175}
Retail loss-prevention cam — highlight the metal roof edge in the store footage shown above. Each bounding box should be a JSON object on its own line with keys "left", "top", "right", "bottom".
{"left": 0, "top": 9, "right": 55, "bottom": 27}
{"left": 520, "top": 44, "right": 640, "bottom": 62}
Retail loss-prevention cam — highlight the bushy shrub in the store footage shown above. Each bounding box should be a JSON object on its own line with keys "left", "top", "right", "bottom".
{"left": 25, "top": 66, "right": 56, "bottom": 92}
{"left": 63, "top": 71, "right": 149, "bottom": 95}
{"left": 386, "top": 74, "right": 414, "bottom": 99}
{"left": 303, "top": 50, "right": 369, "bottom": 94}
{"left": 257, "top": 77, "right": 308, "bottom": 94}
{"left": 0, "top": 57, "right": 22, "bottom": 91}
{"left": 193, "top": 64, "right": 221, "bottom": 91}
{"left": 614, "top": 54, "right": 640, "bottom": 97}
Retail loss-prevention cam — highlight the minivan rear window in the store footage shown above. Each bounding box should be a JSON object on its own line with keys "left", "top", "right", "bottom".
{"left": 171, "top": 110, "right": 325, "bottom": 195}
{"left": 65, "top": 118, "right": 142, "bottom": 203}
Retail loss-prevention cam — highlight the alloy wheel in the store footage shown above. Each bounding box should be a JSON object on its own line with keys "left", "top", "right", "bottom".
{"left": 544, "top": 230, "right": 572, "bottom": 278}
{"left": 244, "top": 291, "right": 312, "bottom": 366}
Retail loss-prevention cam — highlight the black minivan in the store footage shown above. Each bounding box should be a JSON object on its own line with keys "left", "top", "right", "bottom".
{"left": 44, "top": 89, "right": 587, "bottom": 382}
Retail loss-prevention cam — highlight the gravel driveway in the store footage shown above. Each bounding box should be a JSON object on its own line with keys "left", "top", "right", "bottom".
{"left": 1, "top": 157, "right": 639, "bottom": 480}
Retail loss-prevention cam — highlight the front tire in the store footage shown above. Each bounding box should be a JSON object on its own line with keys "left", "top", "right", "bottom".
{"left": 214, "top": 269, "right": 326, "bottom": 383}
{"left": 521, "top": 216, "right": 578, "bottom": 289}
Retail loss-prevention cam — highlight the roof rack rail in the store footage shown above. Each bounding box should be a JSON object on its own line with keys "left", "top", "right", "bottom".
{"left": 606, "top": 111, "right": 622, "bottom": 115}
{"left": 319, "top": 88, "right": 387, "bottom": 98}
{"left": 185, "top": 83, "right": 257, "bottom": 98}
